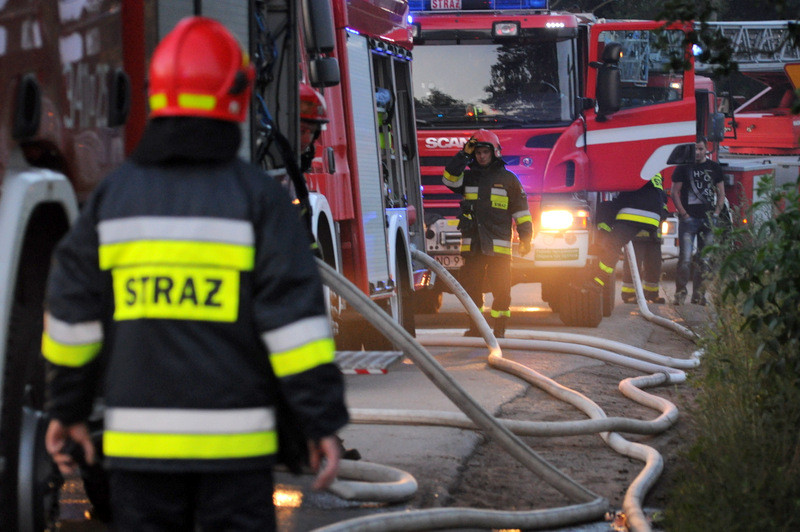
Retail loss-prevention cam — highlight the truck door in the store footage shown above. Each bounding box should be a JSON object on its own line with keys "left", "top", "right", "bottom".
{"left": 585, "top": 22, "right": 696, "bottom": 191}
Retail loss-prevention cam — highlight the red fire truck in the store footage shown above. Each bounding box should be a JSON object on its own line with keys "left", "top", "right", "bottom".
{"left": 409, "top": 0, "right": 718, "bottom": 326}
{"left": 698, "top": 22, "right": 800, "bottom": 215}
{"left": 1, "top": 0, "right": 424, "bottom": 528}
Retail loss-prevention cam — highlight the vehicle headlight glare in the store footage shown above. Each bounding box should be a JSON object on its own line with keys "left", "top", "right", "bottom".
{"left": 541, "top": 210, "right": 574, "bottom": 231}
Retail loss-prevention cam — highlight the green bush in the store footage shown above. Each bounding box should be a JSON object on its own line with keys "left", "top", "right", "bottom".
{"left": 664, "top": 177, "right": 800, "bottom": 531}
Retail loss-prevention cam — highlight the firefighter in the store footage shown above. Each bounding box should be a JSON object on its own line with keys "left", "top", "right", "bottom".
{"left": 589, "top": 172, "right": 667, "bottom": 303}
{"left": 42, "top": 17, "right": 348, "bottom": 531}
{"left": 299, "top": 83, "right": 328, "bottom": 172}
{"left": 619, "top": 200, "right": 668, "bottom": 304}
{"left": 620, "top": 234, "right": 666, "bottom": 304}
{"left": 443, "top": 129, "right": 532, "bottom": 338}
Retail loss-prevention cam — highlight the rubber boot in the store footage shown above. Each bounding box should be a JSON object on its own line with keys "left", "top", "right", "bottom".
{"left": 493, "top": 317, "right": 507, "bottom": 339}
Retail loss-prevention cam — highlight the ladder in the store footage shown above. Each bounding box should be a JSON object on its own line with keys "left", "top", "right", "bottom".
{"left": 695, "top": 21, "right": 800, "bottom": 72}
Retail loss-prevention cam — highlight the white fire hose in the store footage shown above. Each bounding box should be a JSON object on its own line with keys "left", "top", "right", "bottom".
{"left": 311, "top": 248, "right": 700, "bottom": 532}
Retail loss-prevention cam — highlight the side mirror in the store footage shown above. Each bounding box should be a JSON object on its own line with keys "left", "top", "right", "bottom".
{"left": 309, "top": 57, "right": 340, "bottom": 88}
{"left": 596, "top": 66, "right": 621, "bottom": 118}
{"left": 708, "top": 112, "right": 725, "bottom": 143}
{"left": 667, "top": 143, "right": 695, "bottom": 165}
{"left": 302, "top": 0, "right": 335, "bottom": 53}
{"left": 108, "top": 68, "right": 131, "bottom": 128}
{"left": 594, "top": 42, "right": 622, "bottom": 119}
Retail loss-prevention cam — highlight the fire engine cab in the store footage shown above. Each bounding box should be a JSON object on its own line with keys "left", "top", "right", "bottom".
{"left": 409, "top": 0, "right": 718, "bottom": 326}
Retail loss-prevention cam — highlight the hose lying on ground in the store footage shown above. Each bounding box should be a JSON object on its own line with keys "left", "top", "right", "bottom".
{"left": 312, "top": 250, "right": 698, "bottom": 532}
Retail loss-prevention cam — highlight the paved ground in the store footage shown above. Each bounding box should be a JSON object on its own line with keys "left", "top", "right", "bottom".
{"left": 56, "top": 267, "right": 712, "bottom": 531}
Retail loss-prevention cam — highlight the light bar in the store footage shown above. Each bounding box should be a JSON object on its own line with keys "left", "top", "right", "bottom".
{"left": 408, "top": 0, "right": 548, "bottom": 12}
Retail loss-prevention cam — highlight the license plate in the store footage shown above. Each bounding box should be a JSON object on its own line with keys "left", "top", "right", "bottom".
{"left": 431, "top": 0, "right": 461, "bottom": 9}
{"left": 434, "top": 254, "right": 463, "bottom": 268}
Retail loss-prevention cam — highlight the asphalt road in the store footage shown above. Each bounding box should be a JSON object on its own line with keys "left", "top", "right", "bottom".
{"left": 55, "top": 271, "right": 704, "bottom": 532}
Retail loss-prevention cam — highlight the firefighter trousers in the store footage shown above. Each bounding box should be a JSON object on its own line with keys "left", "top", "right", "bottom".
{"left": 108, "top": 468, "right": 276, "bottom": 531}
{"left": 621, "top": 238, "right": 662, "bottom": 301}
{"left": 595, "top": 222, "right": 660, "bottom": 292}
{"left": 460, "top": 252, "right": 512, "bottom": 317}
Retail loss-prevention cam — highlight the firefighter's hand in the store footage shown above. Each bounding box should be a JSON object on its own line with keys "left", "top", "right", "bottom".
{"left": 463, "top": 137, "right": 478, "bottom": 155}
{"left": 518, "top": 241, "right": 532, "bottom": 257}
{"left": 45, "top": 419, "right": 95, "bottom": 475}
{"left": 309, "top": 435, "right": 342, "bottom": 491}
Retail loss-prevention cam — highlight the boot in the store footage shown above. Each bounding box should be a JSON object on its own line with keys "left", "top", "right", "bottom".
{"left": 463, "top": 325, "right": 482, "bottom": 337}
{"left": 493, "top": 317, "right": 507, "bottom": 339}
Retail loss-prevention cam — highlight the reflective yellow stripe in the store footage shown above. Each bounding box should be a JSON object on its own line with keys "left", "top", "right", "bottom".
{"left": 599, "top": 261, "right": 614, "bottom": 274}
{"left": 464, "top": 193, "right": 478, "bottom": 200}
{"left": 99, "top": 241, "right": 254, "bottom": 270}
{"left": 490, "top": 309, "right": 511, "bottom": 318}
{"left": 112, "top": 266, "right": 239, "bottom": 322}
{"left": 598, "top": 222, "right": 612, "bottom": 233}
{"left": 443, "top": 170, "right": 463, "bottom": 183}
{"left": 461, "top": 244, "right": 471, "bottom": 252}
{"left": 593, "top": 277, "right": 605, "bottom": 286}
{"left": 178, "top": 93, "right": 217, "bottom": 111}
{"left": 41, "top": 333, "right": 102, "bottom": 367}
{"left": 104, "top": 431, "right": 277, "bottom": 459}
{"left": 643, "top": 284, "right": 660, "bottom": 293}
{"left": 515, "top": 215, "right": 532, "bottom": 225}
{"left": 149, "top": 93, "right": 167, "bottom": 111}
{"left": 270, "top": 338, "right": 336, "bottom": 378}
{"left": 621, "top": 286, "right": 635, "bottom": 294}
{"left": 616, "top": 213, "right": 660, "bottom": 227}
{"left": 493, "top": 245, "right": 512, "bottom": 255}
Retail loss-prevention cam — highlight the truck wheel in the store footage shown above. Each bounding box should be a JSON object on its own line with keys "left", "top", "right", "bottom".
{"left": 414, "top": 288, "right": 442, "bottom": 314}
{"left": 557, "top": 285, "right": 602, "bottom": 327}
{"left": 541, "top": 283, "right": 560, "bottom": 313}
{"left": 1, "top": 298, "right": 58, "bottom": 531}
{"left": 396, "top": 256, "right": 416, "bottom": 338}
{"left": 602, "top": 273, "right": 616, "bottom": 317}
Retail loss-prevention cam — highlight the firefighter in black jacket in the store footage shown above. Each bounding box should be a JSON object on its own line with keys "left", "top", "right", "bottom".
{"left": 443, "top": 129, "right": 532, "bottom": 338}
{"left": 590, "top": 173, "right": 667, "bottom": 302}
{"left": 42, "top": 17, "right": 348, "bottom": 531}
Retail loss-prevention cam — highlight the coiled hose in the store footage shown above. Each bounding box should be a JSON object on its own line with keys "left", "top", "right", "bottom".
{"left": 313, "top": 249, "right": 698, "bottom": 532}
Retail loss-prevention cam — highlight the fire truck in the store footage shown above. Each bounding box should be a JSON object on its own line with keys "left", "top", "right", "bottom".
{"left": 1, "top": 0, "right": 424, "bottom": 528}
{"left": 696, "top": 22, "right": 800, "bottom": 216}
{"left": 409, "top": 0, "right": 721, "bottom": 326}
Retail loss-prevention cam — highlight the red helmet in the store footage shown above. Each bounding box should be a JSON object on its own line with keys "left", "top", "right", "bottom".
{"left": 471, "top": 129, "right": 502, "bottom": 159}
{"left": 148, "top": 17, "right": 255, "bottom": 122}
{"left": 299, "top": 84, "right": 328, "bottom": 124}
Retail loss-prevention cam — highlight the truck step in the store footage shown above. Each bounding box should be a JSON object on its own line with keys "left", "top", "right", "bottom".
{"left": 335, "top": 351, "right": 404, "bottom": 374}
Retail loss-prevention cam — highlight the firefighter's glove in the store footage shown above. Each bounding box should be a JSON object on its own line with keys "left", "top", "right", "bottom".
{"left": 463, "top": 137, "right": 478, "bottom": 155}
{"left": 518, "top": 241, "right": 531, "bottom": 257}
{"left": 457, "top": 200, "right": 476, "bottom": 234}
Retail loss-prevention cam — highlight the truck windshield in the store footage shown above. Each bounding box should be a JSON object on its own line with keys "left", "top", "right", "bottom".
{"left": 412, "top": 39, "right": 575, "bottom": 128}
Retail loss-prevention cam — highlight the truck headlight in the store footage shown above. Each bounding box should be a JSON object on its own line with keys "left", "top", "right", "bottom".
{"left": 540, "top": 209, "right": 588, "bottom": 232}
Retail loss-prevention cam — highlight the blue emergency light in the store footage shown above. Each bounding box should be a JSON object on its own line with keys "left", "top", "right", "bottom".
{"left": 408, "top": 0, "right": 548, "bottom": 11}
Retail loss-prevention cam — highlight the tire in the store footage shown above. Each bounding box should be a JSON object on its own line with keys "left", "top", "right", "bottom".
{"left": 541, "top": 282, "right": 560, "bottom": 313}
{"left": 1, "top": 280, "right": 55, "bottom": 532}
{"left": 602, "top": 271, "right": 616, "bottom": 317}
{"left": 414, "top": 288, "right": 442, "bottom": 314}
{"left": 557, "top": 284, "right": 603, "bottom": 327}
{"left": 396, "top": 257, "right": 416, "bottom": 338}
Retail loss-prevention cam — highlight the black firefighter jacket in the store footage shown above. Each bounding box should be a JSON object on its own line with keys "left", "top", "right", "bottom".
{"left": 596, "top": 172, "right": 668, "bottom": 238}
{"left": 443, "top": 152, "right": 532, "bottom": 256}
{"left": 42, "top": 156, "right": 348, "bottom": 473}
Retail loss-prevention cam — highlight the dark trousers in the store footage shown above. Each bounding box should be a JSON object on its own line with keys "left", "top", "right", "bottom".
{"left": 460, "top": 252, "right": 512, "bottom": 315}
{"left": 596, "top": 222, "right": 657, "bottom": 287}
{"left": 108, "top": 469, "right": 276, "bottom": 532}
{"left": 676, "top": 215, "right": 714, "bottom": 297}
{"left": 621, "top": 237, "right": 662, "bottom": 300}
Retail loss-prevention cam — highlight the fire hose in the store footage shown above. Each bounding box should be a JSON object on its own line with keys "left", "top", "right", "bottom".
{"left": 312, "top": 249, "right": 700, "bottom": 532}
